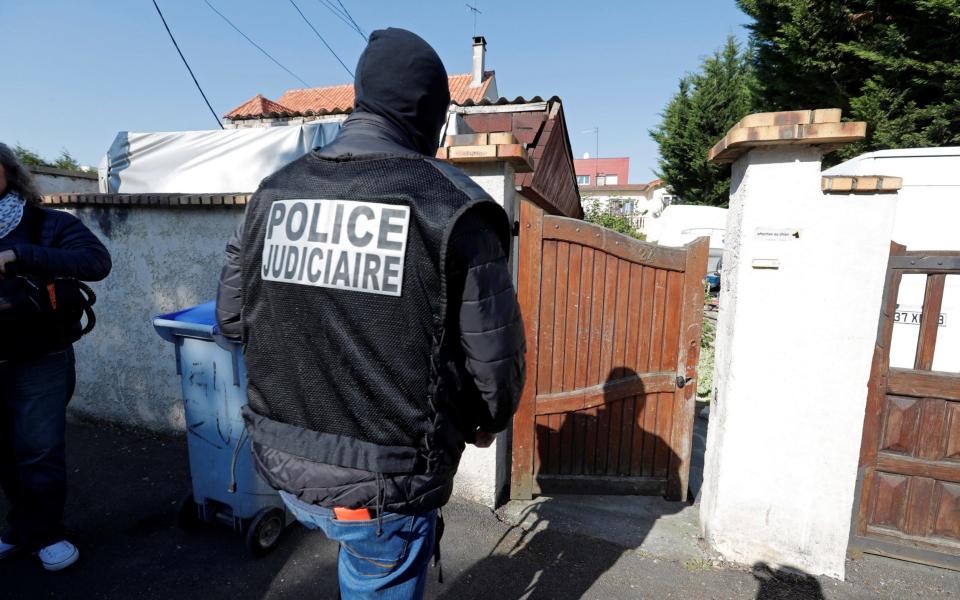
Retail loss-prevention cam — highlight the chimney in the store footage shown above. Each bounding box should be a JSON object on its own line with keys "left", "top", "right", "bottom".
{"left": 471, "top": 36, "right": 487, "bottom": 88}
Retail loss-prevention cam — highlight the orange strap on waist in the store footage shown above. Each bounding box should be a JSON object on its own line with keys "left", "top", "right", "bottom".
{"left": 334, "top": 507, "right": 372, "bottom": 521}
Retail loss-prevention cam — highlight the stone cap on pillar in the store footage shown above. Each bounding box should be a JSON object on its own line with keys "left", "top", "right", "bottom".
{"left": 436, "top": 132, "right": 534, "bottom": 173}
{"left": 707, "top": 109, "right": 866, "bottom": 164}
{"left": 821, "top": 175, "right": 902, "bottom": 194}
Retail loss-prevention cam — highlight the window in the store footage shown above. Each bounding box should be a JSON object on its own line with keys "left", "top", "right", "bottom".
{"left": 605, "top": 175, "right": 619, "bottom": 185}
{"left": 576, "top": 175, "right": 590, "bottom": 185}
{"left": 596, "top": 175, "right": 606, "bottom": 186}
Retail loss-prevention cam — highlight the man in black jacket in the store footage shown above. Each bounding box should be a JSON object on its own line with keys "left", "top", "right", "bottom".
{"left": 216, "top": 28, "right": 524, "bottom": 599}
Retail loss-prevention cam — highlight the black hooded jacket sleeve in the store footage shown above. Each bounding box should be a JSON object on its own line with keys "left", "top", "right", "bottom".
{"left": 216, "top": 222, "right": 244, "bottom": 339}
{"left": 447, "top": 208, "right": 525, "bottom": 434}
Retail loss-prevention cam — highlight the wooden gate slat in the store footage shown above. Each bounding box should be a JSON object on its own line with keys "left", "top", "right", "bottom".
{"left": 584, "top": 406, "right": 599, "bottom": 476}
{"left": 642, "top": 270, "right": 669, "bottom": 478}
{"left": 599, "top": 255, "right": 620, "bottom": 381}
{"left": 903, "top": 477, "right": 936, "bottom": 536}
{"left": 563, "top": 245, "right": 584, "bottom": 392}
{"left": 510, "top": 200, "right": 544, "bottom": 500}
{"left": 669, "top": 237, "right": 709, "bottom": 500}
{"left": 537, "top": 241, "right": 558, "bottom": 395}
{"left": 595, "top": 396, "right": 612, "bottom": 474}
{"left": 551, "top": 242, "right": 570, "bottom": 395}
{"left": 632, "top": 267, "right": 657, "bottom": 476}
{"left": 915, "top": 274, "right": 946, "bottom": 371}
{"left": 588, "top": 250, "right": 607, "bottom": 389}
{"left": 654, "top": 271, "right": 684, "bottom": 480}
{"left": 575, "top": 247, "right": 596, "bottom": 391}
{"left": 605, "top": 259, "right": 632, "bottom": 475}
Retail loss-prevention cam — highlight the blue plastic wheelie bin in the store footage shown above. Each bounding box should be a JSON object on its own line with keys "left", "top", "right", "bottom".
{"left": 154, "top": 301, "right": 290, "bottom": 556}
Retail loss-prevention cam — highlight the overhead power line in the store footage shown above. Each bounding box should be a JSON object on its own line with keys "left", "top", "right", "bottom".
{"left": 287, "top": 0, "right": 355, "bottom": 78}
{"left": 335, "top": 0, "right": 366, "bottom": 38}
{"left": 151, "top": 0, "right": 223, "bottom": 129}
{"left": 204, "top": 0, "right": 311, "bottom": 87}
{"left": 314, "top": 0, "right": 365, "bottom": 40}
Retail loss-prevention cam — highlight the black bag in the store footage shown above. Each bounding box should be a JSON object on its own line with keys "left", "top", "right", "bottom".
{"left": 0, "top": 273, "right": 97, "bottom": 360}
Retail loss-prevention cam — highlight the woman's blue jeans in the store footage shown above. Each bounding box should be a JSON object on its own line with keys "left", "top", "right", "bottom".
{"left": 280, "top": 491, "right": 437, "bottom": 600}
{"left": 0, "top": 348, "right": 75, "bottom": 551}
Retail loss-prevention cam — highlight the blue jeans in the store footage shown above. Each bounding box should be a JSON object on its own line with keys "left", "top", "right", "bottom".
{"left": 0, "top": 348, "right": 76, "bottom": 550}
{"left": 280, "top": 491, "right": 437, "bottom": 600}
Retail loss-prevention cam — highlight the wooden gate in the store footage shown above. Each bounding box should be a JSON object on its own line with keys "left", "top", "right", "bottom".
{"left": 852, "top": 243, "right": 960, "bottom": 570}
{"left": 510, "top": 200, "right": 708, "bottom": 501}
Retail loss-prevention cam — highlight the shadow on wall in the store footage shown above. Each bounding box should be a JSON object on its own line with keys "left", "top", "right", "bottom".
{"left": 753, "top": 562, "right": 826, "bottom": 599}
{"left": 437, "top": 368, "right": 684, "bottom": 600}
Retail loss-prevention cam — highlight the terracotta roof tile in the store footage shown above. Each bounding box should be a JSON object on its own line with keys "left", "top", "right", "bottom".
{"left": 226, "top": 72, "right": 495, "bottom": 119}
{"left": 223, "top": 94, "right": 294, "bottom": 118}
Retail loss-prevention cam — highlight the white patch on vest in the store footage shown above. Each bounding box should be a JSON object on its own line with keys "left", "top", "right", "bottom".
{"left": 261, "top": 199, "right": 409, "bottom": 297}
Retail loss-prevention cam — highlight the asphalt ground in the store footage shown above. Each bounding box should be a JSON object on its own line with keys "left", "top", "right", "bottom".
{"left": 0, "top": 420, "right": 956, "bottom": 599}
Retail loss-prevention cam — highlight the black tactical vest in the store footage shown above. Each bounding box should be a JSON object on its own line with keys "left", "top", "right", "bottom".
{"left": 239, "top": 152, "right": 509, "bottom": 479}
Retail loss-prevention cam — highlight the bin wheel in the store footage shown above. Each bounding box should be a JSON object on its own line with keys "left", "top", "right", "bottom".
{"left": 246, "top": 508, "right": 285, "bottom": 557}
{"left": 177, "top": 492, "right": 205, "bottom": 531}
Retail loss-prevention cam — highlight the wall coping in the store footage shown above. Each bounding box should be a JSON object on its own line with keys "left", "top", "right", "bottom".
{"left": 30, "top": 165, "right": 98, "bottom": 180}
{"left": 41, "top": 193, "right": 250, "bottom": 207}
{"left": 821, "top": 175, "right": 902, "bottom": 194}
{"left": 708, "top": 109, "right": 866, "bottom": 164}
{"left": 437, "top": 132, "right": 534, "bottom": 173}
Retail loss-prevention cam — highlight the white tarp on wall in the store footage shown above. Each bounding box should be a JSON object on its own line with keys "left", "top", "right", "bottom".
{"left": 99, "top": 123, "right": 341, "bottom": 193}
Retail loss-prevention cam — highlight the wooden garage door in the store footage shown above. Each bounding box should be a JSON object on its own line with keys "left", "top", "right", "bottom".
{"left": 852, "top": 243, "right": 960, "bottom": 570}
{"left": 510, "top": 200, "right": 708, "bottom": 501}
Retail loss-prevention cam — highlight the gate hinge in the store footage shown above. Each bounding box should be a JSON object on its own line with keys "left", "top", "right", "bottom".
{"left": 676, "top": 375, "right": 693, "bottom": 388}
{"left": 513, "top": 220, "right": 521, "bottom": 236}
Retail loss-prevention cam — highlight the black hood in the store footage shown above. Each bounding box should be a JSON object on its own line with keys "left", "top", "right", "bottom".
{"left": 353, "top": 28, "right": 450, "bottom": 156}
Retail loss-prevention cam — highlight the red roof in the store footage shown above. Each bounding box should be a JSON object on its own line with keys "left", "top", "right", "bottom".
{"left": 225, "top": 72, "right": 495, "bottom": 119}
{"left": 224, "top": 94, "right": 294, "bottom": 118}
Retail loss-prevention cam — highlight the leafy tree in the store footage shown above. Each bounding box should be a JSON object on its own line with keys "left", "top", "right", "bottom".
{"left": 650, "top": 37, "right": 754, "bottom": 207}
{"left": 583, "top": 199, "right": 645, "bottom": 240}
{"left": 739, "top": 0, "right": 960, "bottom": 159}
{"left": 52, "top": 150, "right": 81, "bottom": 171}
{"left": 14, "top": 144, "right": 48, "bottom": 168}
{"left": 12, "top": 145, "right": 86, "bottom": 172}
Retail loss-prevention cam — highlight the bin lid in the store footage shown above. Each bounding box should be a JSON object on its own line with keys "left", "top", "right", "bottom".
{"left": 153, "top": 301, "right": 218, "bottom": 342}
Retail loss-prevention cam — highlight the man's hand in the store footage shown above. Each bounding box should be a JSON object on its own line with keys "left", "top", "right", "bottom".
{"left": 471, "top": 430, "right": 496, "bottom": 448}
{"left": 0, "top": 250, "right": 15, "bottom": 275}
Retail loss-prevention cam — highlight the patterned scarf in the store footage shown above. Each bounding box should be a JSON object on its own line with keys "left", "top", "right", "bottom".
{"left": 0, "top": 191, "right": 25, "bottom": 240}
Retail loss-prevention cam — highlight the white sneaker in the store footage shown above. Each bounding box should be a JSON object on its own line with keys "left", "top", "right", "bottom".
{"left": 37, "top": 540, "right": 79, "bottom": 571}
{"left": 0, "top": 538, "right": 18, "bottom": 559}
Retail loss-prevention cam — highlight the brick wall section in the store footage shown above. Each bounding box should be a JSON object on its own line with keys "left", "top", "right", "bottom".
{"left": 42, "top": 193, "right": 251, "bottom": 207}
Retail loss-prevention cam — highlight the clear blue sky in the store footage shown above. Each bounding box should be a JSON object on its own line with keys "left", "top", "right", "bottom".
{"left": 0, "top": 0, "right": 749, "bottom": 183}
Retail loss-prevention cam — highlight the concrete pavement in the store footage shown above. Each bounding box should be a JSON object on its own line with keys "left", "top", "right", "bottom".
{"left": 0, "top": 420, "right": 956, "bottom": 599}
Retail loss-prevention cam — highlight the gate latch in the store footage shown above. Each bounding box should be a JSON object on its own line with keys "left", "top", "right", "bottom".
{"left": 676, "top": 375, "right": 693, "bottom": 388}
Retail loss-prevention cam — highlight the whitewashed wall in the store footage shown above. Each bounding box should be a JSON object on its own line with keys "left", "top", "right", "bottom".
{"left": 700, "top": 146, "right": 899, "bottom": 579}
{"left": 66, "top": 205, "right": 242, "bottom": 430}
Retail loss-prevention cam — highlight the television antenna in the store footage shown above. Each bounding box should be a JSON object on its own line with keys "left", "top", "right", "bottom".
{"left": 466, "top": 3, "right": 482, "bottom": 36}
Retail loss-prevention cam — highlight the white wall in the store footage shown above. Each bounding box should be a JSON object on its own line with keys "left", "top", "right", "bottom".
{"left": 66, "top": 205, "right": 242, "bottom": 431}
{"left": 32, "top": 167, "right": 99, "bottom": 195}
{"left": 456, "top": 161, "right": 519, "bottom": 508}
{"left": 700, "top": 146, "right": 899, "bottom": 579}
{"left": 824, "top": 148, "right": 960, "bottom": 373}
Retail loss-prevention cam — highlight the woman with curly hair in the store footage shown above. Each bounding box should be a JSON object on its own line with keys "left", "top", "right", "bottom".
{"left": 0, "top": 143, "right": 111, "bottom": 571}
